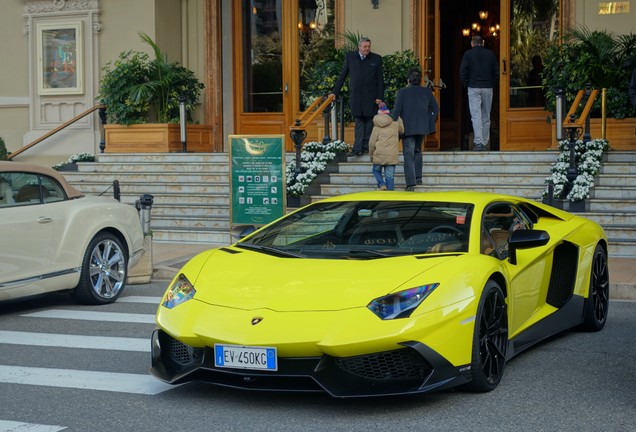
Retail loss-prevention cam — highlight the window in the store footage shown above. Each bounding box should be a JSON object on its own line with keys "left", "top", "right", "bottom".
{"left": 482, "top": 203, "right": 531, "bottom": 258}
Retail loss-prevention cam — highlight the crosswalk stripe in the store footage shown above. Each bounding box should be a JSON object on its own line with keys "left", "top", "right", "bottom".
{"left": 21, "top": 310, "right": 156, "bottom": 324}
{"left": 0, "top": 420, "right": 66, "bottom": 432}
{"left": 0, "top": 331, "right": 149, "bottom": 352}
{"left": 0, "top": 366, "right": 177, "bottom": 395}
{"left": 118, "top": 295, "right": 162, "bottom": 304}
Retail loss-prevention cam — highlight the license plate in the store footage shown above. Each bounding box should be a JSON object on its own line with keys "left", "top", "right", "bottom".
{"left": 214, "top": 344, "right": 277, "bottom": 371}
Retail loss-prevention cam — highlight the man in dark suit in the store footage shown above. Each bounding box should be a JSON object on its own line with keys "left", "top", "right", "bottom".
{"left": 331, "top": 37, "right": 384, "bottom": 157}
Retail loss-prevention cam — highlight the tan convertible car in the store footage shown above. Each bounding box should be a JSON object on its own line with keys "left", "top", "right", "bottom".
{"left": 0, "top": 161, "right": 144, "bottom": 304}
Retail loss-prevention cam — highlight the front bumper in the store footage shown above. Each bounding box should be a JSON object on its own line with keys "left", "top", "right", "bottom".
{"left": 150, "top": 329, "right": 471, "bottom": 397}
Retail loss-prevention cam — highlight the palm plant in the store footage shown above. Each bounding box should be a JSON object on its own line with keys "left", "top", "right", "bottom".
{"left": 98, "top": 33, "right": 204, "bottom": 124}
{"left": 542, "top": 27, "right": 636, "bottom": 119}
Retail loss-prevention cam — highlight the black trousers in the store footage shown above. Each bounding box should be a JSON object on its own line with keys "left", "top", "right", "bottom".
{"left": 353, "top": 116, "right": 373, "bottom": 153}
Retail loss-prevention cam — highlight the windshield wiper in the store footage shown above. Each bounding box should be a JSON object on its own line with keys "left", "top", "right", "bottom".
{"left": 236, "top": 242, "right": 304, "bottom": 258}
{"left": 345, "top": 249, "right": 396, "bottom": 259}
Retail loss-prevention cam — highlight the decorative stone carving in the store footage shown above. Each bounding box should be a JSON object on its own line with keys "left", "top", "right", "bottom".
{"left": 25, "top": 0, "right": 98, "bottom": 14}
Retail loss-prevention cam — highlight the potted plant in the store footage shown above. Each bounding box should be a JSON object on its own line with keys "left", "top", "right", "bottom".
{"left": 542, "top": 27, "right": 636, "bottom": 150}
{"left": 98, "top": 33, "right": 207, "bottom": 152}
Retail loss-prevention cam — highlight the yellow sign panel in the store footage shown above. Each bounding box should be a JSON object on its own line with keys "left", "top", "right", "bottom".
{"left": 598, "top": 1, "right": 630, "bottom": 14}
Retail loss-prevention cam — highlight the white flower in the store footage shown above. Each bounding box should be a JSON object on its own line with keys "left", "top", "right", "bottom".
{"left": 543, "top": 139, "right": 609, "bottom": 202}
{"left": 52, "top": 152, "right": 96, "bottom": 170}
{"left": 286, "top": 140, "right": 350, "bottom": 196}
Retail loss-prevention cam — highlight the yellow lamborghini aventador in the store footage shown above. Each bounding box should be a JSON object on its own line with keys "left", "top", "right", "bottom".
{"left": 150, "top": 191, "right": 609, "bottom": 397}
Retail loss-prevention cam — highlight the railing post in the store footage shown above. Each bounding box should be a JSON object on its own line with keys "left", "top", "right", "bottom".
{"left": 555, "top": 88, "right": 564, "bottom": 141}
{"left": 565, "top": 114, "right": 580, "bottom": 197}
{"left": 322, "top": 99, "right": 333, "bottom": 144}
{"left": 99, "top": 107, "right": 107, "bottom": 153}
{"left": 179, "top": 95, "right": 187, "bottom": 153}
{"left": 338, "top": 98, "right": 345, "bottom": 142}
{"left": 290, "top": 121, "right": 307, "bottom": 176}
{"left": 583, "top": 83, "right": 592, "bottom": 143}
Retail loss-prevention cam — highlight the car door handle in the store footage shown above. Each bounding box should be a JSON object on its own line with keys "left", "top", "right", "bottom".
{"left": 37, "top": 216, "right": 52, "bottom": 224}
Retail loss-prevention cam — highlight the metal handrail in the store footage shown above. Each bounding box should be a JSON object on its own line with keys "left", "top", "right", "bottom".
{"left": 7, "top": 104, "right": 104, "bottom": 160}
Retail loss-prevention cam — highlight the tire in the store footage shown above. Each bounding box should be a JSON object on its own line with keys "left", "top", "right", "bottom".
{"left": 463, "top": 280, "right": 508, "bottom": 393}
{"left": 73, "top": 232, "right": 128, "bottom": 305}
{"left": 580, "top": 244, "right": 609, "bottom": 332}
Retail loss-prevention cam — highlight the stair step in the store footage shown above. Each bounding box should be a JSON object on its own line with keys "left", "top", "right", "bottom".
{"left": 61, "top": 151, "right": 636, "bottom": 258}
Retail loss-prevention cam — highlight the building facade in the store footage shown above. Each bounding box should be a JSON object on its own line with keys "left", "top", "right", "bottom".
{"left": 1, "top": 0, "right": 634, "bottom": 165}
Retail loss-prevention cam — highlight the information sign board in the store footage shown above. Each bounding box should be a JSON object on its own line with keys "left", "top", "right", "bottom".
{"left": 229, "top": 135, "right": 286, "bottom": 227}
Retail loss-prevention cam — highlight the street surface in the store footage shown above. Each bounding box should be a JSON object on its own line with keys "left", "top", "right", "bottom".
{"left": 0, "top": 281, "right": 634, "bottom": 432}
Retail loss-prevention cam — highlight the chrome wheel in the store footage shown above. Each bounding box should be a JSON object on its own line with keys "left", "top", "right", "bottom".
{"left": 74, "top": 233, "right": 128, "bottom": 304}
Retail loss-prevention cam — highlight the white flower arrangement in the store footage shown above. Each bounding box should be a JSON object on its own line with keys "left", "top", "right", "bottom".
{"left": 286, "top": 140, "right": 350, "bottom": 197}
{"left": 53, "top": 153, "right": 96, "bottom": 170}
{"left": 543, "top": 138, "right": 609, "bottom": 202}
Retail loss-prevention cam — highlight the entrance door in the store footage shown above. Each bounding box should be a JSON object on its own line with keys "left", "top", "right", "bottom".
{"left": 499, "top": 0, "right": 557, "bottom": 151}
{"left": 435, "top": 0, "right": 501, "bottom": 151}
{"left": 422, "top": 0, "right": 441, "bottom": 150}
{"left": 232, "top": 1, "right": 336, "bottom": 151}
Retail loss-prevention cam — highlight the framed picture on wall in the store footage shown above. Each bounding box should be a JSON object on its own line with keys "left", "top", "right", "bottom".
{"left": 37, "top": 22, "right": 83, "bottom": 95}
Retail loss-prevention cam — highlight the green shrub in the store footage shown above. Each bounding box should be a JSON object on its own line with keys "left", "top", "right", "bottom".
{"left": 0, "top": 137, "right": 7, "bottom": 160}
{"left": 542, "top": 27, "right": 636, "bottom": 119}
{"left": 98, "top": 33, "right": 204, "bottom": 125}
{"left": 303, "top": 36, "right": 422, "bottom": 123}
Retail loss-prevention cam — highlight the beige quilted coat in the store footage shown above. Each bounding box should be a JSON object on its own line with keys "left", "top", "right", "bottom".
{"left": 368, "top": 113, "right": 404, "bottom": 165}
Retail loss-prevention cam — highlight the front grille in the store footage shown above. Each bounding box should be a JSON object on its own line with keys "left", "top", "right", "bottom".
{"left": 167, "top": 338, "right": 205, "bottom": 367}
{"left": 334, "top": 348, "right": 432, "bottom": 381}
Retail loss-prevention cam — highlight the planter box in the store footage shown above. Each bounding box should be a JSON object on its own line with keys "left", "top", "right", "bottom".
{"left": 105, "top": 124, "right": 213, "bottom": 153}
{"left": 590, "top": 118, "right": 636, "bottom": 151}
{"left": 544, "top": 198, "right": 589, "bottom": 213}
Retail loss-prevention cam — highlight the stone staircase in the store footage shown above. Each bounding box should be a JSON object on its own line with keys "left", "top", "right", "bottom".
{"left": 62, "top": 151, "right": 636, "bottom": 257}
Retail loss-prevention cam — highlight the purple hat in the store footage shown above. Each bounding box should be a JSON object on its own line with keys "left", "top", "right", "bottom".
{"left": 378, "top": 102, "right": 390, "bottom": 114}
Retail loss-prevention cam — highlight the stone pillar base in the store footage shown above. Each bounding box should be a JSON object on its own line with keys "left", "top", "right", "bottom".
{"left": 127, "top": 236, "right": 153, "bottom": 284}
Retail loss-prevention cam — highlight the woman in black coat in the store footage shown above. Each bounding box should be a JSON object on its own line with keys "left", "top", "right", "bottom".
{"left": 391, "top": 69, "right": 439, "bottom": 191}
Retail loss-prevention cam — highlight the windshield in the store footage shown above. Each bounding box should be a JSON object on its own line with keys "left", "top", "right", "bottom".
{"left": 238, "top": 200, "right": 473, "bottom": 259}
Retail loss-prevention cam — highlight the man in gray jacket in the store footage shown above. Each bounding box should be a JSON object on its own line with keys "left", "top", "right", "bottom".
{"left": 460, "top": 35, "right": 499, "bottom": 151}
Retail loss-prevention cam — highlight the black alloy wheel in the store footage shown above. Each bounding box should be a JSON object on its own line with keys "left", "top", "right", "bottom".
{"left": 581, "top": 244, "right": 610, "bottom": 332}
{"left": 464, "top": 280, "right": 508, "bottom": 392}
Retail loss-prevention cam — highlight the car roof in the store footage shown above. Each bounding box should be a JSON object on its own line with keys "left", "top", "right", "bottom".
{"left": 320, "top": 190, "right": 523, "bottom": 206}
{"left": 318, "top": 191, "right": 574, "bottom": 222}
{"left": 0, "top": 160, "right": 83, "bottom": 199}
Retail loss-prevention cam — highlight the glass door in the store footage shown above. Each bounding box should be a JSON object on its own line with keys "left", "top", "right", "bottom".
{"left": 423, "top": 0, "right": 441, "bottom": 150}
{"left": 499, "top": 0, "right": 559, "bottom": 150}
{"left": 233, "top": 0, "right": 335, "bottom": 151}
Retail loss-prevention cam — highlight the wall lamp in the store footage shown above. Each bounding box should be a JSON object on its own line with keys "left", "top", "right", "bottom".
{"left": 372, "top": 0, "right": 379, "bottom": 8}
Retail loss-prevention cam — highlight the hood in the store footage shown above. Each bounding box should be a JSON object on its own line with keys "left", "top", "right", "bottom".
{"left": 373, "top": 113, "right": 394, "bottom": 128}
{"left": 190, "top": 248, "right": 459, "bottom": 311}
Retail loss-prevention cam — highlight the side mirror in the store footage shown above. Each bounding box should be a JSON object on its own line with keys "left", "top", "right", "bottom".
{"left": 231, "top": 225, "right": 256, "bottom": 242}
{"left": 508, "top": 229, "right": 550, "bottom": 265}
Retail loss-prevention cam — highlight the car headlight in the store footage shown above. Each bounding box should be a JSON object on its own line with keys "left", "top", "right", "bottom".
{"left": 162, "top": 274, "right": 196, "bottom": 309}
{"left": 367, "top": 283, "right": 439, "bottom": 320}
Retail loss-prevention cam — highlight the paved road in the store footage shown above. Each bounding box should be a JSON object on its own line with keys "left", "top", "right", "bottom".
{"left": 0, "top": 282, "right": 634, "bottom": 432}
